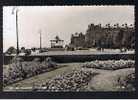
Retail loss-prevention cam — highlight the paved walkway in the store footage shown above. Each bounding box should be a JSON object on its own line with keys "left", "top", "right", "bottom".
{"left": 3, "top": 63, "right": 83, "bottom": 91}
{"left": 31, "top": 49, "right": 134, "bottom": 56}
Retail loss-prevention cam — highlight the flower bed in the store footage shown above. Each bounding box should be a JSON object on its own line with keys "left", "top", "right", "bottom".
{"left": 82, "top": 60, "right": 134, "bottom": 70}
{"left": 3, "top": 57, "right": 57, "bottom": 86}
{"left": 35, "top": 68, "right": 98, "bottom": 92}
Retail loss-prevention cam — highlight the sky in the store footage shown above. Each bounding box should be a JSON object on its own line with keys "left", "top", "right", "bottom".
{"left": 3, "top": 6, "right": 134, "bottom": 52}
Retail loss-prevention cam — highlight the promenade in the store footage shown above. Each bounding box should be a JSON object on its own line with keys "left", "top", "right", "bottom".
{"left": 4, "top": 49, "right": 135, "bottom": 65}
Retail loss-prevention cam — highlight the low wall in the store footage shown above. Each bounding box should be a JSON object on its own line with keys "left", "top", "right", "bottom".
{"left": 47, "top": 48, "right": 65, "bottom": 51}
{"left": 3, "top": 54, "right": 135, "bottom": 65}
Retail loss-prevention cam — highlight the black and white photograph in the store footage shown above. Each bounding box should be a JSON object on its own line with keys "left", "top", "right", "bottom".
{"left": 3, "top": 6, "right": 135, "bottom": 92}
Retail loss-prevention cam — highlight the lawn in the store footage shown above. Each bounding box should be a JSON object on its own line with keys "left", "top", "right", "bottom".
{"left": 3, "top": 61, "right": 135, "bottom": 92}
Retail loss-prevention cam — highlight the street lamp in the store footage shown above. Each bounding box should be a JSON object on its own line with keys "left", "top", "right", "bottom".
{"left": 39, "top": 30, "right": 42, "bottom": 50}
{"left": 12, "top": 7, "right": 19, "bottom": 55}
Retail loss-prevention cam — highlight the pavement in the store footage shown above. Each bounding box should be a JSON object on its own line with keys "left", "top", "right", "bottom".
{"left": 31, "top": 49, "right": 135, "bottom": 56}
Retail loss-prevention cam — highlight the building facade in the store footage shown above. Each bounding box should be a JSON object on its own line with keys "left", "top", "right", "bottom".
{"left": 50, "top": 36, "right": 64, "bottom": 48}
{"left": 70, "top": 23, "right": 135, "bottom": 49}
{"left": 70, "top": 32, "right": 85, "bottom": 49}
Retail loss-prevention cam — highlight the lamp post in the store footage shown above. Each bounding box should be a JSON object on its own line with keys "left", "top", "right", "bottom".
{"left": 39, "top": 30, "right": 42, "bottom": 50}
{"left": 12, "top": 7, "right": 19, "bottom": 55}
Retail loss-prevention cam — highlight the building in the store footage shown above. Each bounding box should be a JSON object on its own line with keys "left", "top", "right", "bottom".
{"left": 70, "top": 23, "right": 134, "bottom": 49}
{"left": 70, "top": 32, "right": 85, "bottom": 49}
{"left": 50, "top": 36, "right": 64, "bottom": 48}
{"left": 85, "top": 23, "right": 135, "bottom": 49}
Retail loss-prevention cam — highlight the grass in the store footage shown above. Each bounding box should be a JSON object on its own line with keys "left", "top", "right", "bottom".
{"left": 87, "top": 68, "right": 135, "bottom": 91}
{"left": 3, "top": 62, "right": 135, "bottom": 92}
{"left": 4, "top": 63, "right": 82, "bottom": 91}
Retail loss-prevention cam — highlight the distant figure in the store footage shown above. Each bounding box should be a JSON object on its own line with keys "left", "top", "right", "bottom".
{"left": 97, "top": 39, "right": 104, "bottom": 52}
{"left": 101, "top": 41, "right": 105, "bottom": 52}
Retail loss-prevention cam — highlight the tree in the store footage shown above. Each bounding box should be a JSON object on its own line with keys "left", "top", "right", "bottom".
{"left": 21, "top": 47, "right": 25, "bottom": 53}
{"left": 55, "top": 36, "right": 60, "bottom": 40}
{"left": 6, "top": 46, "right": 16, "bottom": 54}
{"left": 55, "top": 35, "right": 61, "bottom": 43}
{"left": 21, "top": 47, "right": 25, "bottom": 50}
{"left": 31, "top": 47, "right": 36, "bottom": 52}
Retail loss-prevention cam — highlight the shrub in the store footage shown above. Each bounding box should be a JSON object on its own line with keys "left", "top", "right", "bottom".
{"left": 82, "top": 60, "right": 134, "bottom": 70}
{"left": 3, "top": 57, "right": 57, "bottom": 86}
